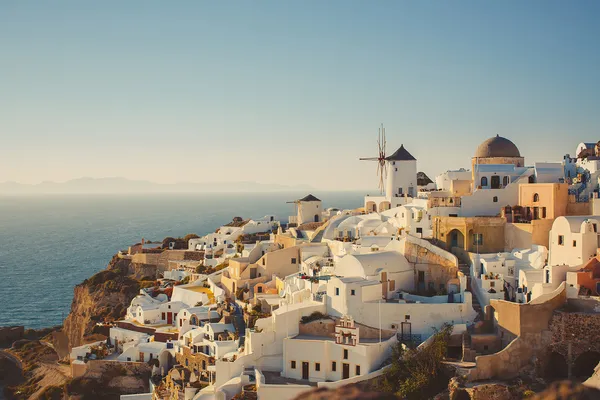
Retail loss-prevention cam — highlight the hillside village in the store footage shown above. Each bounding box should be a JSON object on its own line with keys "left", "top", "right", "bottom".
{"left": 52, "top": 136, "right": 600, "bottom": 399}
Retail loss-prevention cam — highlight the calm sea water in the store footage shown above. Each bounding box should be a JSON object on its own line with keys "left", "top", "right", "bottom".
{"left": 0, "top": 192, "right": 363, "bottom": 329}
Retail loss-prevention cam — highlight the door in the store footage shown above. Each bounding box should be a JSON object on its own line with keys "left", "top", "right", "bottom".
{"left": 342, "top": 363, "right": 350, "bottom": 379}
{"left": 491, "top": 175, "right": 500, "bottom": 189}
{"left": 381, "top": 271, "right": 388, "bottom": 298}
{"left": 401, "top": 322, "right": 411, "bottom": 341}
{"left": 418, "top": 271, "right": 425, "bottom": 292}
{"left": 302, "top": 362, "right": 309, "bottom": 380}
{"left": 167, "top": 312, "right": 173, "bottom": 324}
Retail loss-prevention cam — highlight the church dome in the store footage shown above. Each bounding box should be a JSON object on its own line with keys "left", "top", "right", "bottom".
{"left": 475, "top": 135, "right": 521, "bottom": 158}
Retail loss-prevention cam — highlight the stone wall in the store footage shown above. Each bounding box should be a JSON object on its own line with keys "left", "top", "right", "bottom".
{"left": 81, "top": 360, "right": 151, "bottom": 394}
{"left": 299, "top": 318, "right": 336, "bottom": 337}
{"left": 131, "top": 250, "right": 204, "bottom": 273}
{"left": 567, "top": 201, "right": 592, "bottom": 216}
{"left": 467, "top": 283, "right": 567, "bottom": 381}
{"left": 175, "top": 346, "right": 214, "bottom": 375}
{"left": 543, "top": 310, "right": 600, "bottom": 376}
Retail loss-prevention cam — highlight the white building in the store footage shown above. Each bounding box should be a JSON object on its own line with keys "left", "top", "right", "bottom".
{"left": 333, "top": 250, "right": 414, "bottom": 298}
{"left": 288, "top": 194, "right": 323, "bottom": 226}
{"left": 363, "top": 145, "right": 417, "bottom": 213}
{"left": 175, "top": 305, "right": 221, "bottom": 334}
{"left": 325, "top": 275, "right": 476, "bottom": 338}
{"left": 548, "top": 216, "right": 600, "bottom": 267}
{"left": 282, "top": 315, "right": 395, "bottom": 383}
{"left": 436, "top": 169, "right": 472, "bottom": 192}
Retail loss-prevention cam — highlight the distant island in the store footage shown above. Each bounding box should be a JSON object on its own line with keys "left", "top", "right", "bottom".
{"left": 0, "top": 177, "right": 315, "bottom": 195}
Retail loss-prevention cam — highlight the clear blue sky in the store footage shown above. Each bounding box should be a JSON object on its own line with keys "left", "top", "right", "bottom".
{"left": 1, "top": 1, "right": 599, "bottom": 190}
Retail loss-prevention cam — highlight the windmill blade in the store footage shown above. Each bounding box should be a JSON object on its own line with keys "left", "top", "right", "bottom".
{"left": 382, "top": 125, "right": 387, "bottom": 157}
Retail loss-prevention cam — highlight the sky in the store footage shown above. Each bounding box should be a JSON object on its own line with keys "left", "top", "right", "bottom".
{"left": 1, "top": 1, "right": 600, "bottom": 191}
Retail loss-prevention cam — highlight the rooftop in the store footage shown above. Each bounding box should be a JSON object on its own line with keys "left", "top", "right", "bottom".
{"left": 297, "top": 194, "right": 321, "bottom": 202}
{"left": 386, "top": 145, "right": 416, "bottom": 161}
{"left": 474, "top": 135, "right": 521, "bottom": 158}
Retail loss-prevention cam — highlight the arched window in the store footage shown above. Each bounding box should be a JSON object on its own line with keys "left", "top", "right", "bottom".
{"left": 533, "top": 193, "right": 539, "bottom": 202}
{"left": 481, "top": 177, "right": 488, "bottom": 187}
{"left": 493, "top": 196, "right": 498, "bottom": 203}
{"left": 528, "top": 175, "right": 535, "bottom": 183}
{"left": 503, "top": 176, "right": 509, "bottom": 186}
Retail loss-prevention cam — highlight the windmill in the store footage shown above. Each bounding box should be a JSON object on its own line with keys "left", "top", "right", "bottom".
{"left": 360, "top": 124, "right": 388, "bottom": 193}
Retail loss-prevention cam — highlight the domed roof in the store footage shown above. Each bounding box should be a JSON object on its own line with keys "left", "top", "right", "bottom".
{"left": 475, "top": 135, "right": 521, "bottom": 158}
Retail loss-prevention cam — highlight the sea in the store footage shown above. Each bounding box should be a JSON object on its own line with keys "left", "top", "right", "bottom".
{"left": 0, "top": 192, "right": 364, "bottom": 329}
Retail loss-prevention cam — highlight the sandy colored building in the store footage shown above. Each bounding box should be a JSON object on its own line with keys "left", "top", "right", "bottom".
{"left": 221, "top": 245, "right": 301, "bottom": 296}
{"left": 433, "top": 216, "right": 506, "bottom": 254}
{"left": 517, "top": 183, "right": 568, "bottom": 220}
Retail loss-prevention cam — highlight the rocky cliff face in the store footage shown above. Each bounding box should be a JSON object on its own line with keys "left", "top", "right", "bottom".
{"left": 62, "top": 256, "right": 141, "bottom": 349}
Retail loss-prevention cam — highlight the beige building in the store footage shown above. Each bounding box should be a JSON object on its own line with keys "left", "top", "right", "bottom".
{"left": 221, "top": 245, "right": 301, "bottom": 296}
{"left": 433, "top": 216, "right": 506, "bottom": 254}
{"left": 517, "top": 183, "right": 568, "bottom": 221}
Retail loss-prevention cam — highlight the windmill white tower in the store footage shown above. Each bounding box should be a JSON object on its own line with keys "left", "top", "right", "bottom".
{"left": 360, "top": 124, "right": 418, "bottom": 212}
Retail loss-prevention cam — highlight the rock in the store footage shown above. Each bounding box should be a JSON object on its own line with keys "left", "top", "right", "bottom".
{"left": 292, "top": 383, "right": 398, "bottom": 400}
{"left": 531, "top": 380, "right": 600, "bottom": 400}
{"left": 62, "top": 255, "right": 141, "bottom": 349}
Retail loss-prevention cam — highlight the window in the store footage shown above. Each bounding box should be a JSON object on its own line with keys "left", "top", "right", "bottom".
{"left": 533, "top": 193, "right": 539, "bottom": 202}
{"left": 542, "top": 207, "right": 547, "bottom": 218}
{"left": 343, "top": 349, "right": 348, "bottom": 359}
{"left": 503, "top": 176, "right": 509, "bottom": 186}
{"left": 290, "top": 360, "right": 297, "bottom": 370}
{"left": 335, "top": 288, "right": 340, "bottom": 296}
{"left": 350, "top": 289, "right": 356, "bottom": 296}
{"left": 473, "top": 233, "right": 483, "bottom": 246}
{"left": 558, "top": 235, "right": 564, "bottom": 245}
{"left": 291, "top": 258, "right": 297, "bottom": 264}
{"left": 593, "top": 223, "right": 598, "bottom": 233}
{"left": 315, "top": 363, "right": 321, "bottom": 371}
{"left": 493, "top": 196, "right": 498, "bottom": 202}
{"left": 262, "top": 259, "right": 265, "bottom": 265}
{"left": 481, "top": 177, "right": 488, "bottom": 187}
{"left": 404, "top": 314, "right": 410, "bottom": 320}
{"left": 490, "top": 281, "right": 495, "bottom": 287}
{"left": 573, "top": 240, "right": 577, "bottom": 247}
{"left": 395, "top": 168, "right": 398, "bottom": 172}
{"left": 416, "top": 227, "right": 423, "bottom": 234}
{"left": 356, "top": 365, "right": 361, "bottom": 375}
{"left": 332, "top": 361, "right": 336, "bottom": 371}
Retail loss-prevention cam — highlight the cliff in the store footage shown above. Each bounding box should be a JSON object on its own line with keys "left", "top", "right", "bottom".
{"left": 62, "top": 256, "right": 143, "bottom": 349}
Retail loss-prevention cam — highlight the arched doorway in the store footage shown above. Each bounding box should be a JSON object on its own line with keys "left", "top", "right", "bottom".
{"left": 447, "top": 229, "right": 465, "bottom": 250}
{"left": 378, "top": 201, "right": 391, "bottom": 212}
{"left": 365, "top": 201, "right": 376, "bottom": 213}
{"left": 544, "top": 352, "right": 568, "bottom": 381}
{"left": 314, "top": 214, "right": 319, "bottom": 222}
{"left": 573, "top": 351, "right": 600, "bottom": 379}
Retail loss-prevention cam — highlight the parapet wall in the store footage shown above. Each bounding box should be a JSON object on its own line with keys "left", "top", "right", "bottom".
{"left": 467, "top": 283, "right": 567, "bottom": 381}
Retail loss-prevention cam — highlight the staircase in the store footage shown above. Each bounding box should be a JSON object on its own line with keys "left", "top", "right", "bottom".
{"left": 459, "top": 263, "right": 484, "bottom": 322}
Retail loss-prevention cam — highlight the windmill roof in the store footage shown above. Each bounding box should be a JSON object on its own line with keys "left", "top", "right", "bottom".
{"left": 298, "top": 194, "right": 321, "bottom": 202}
{"left": 385, "top": 145, "right": 416, "bottom": 161}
